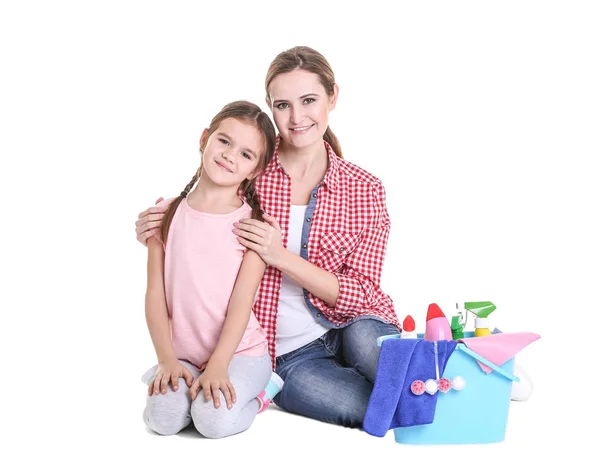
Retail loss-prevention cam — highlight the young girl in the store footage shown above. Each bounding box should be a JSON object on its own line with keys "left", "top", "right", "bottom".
{"left": 142, "top": 100, "right": 283, "bottom": 439}
{"left": 137, "top": 48, "right": 401, "bottom": 429}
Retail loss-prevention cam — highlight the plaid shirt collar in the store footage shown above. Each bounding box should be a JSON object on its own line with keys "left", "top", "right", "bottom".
{"left": 264, "top": 136, "right": 340, "bottom": 193}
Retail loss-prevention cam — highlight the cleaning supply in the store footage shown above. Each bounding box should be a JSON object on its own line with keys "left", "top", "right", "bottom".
{"left": 511, "top": 363, "right": 533, "bottom": 401}
{"left": 451, "top": 312, "right": 465, "bottom": 340}
{"left": 457, "top": 331, "right": 540, "bottom": 375}
{"left": 465, "top": 301, "right": 496, "bottom": 337}
{"left": 410, "top": 340, "right": 466, "bottom": 396}
{"left": 363, "top": 338, "right": 458, "bottom": 435}
{"left": 451, "top": 301, "right": 497, "bottom": 338}
{"left": 401, "top": 315, "right": 417, "bottom": 338}
{"left": 451, "top": 302, "right": 468, "bottom": 339}
{"left": 475, "top": 318, "right": 492, "bottom": 337}
{"left": 424, "top": 303, "right": 453, "bottom": 341}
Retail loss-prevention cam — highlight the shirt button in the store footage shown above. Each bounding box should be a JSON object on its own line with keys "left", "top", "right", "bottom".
{"left": 316, "top": 313, "right": 321, "bottom": 318}
{"left": 336, "top": 323, "right": 340, "bottom": 327}
{"left": 339, "top": 246, "right": 345, "bottom": 252}
{"left": 313, "top": 193, "right": 317, "bottom": 198}
{"left": 306, "top": 218, "right": 311, "bottom": 222}
{"left": 302, "top": 243, "right": 307, "bottom": 249}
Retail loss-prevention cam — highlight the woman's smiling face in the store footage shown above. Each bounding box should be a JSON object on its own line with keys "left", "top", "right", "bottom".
{"left": 268, "top": 69, "right": 337, "bottom": 150}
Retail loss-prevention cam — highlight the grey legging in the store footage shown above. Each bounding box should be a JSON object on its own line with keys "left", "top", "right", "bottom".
{"left": 142, "top": 354, "right": 271, "bottom": 438}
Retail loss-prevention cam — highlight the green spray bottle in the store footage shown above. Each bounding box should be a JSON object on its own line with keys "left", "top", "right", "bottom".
{"left": 452, "top": 301, "right": 497, "bottom": 338}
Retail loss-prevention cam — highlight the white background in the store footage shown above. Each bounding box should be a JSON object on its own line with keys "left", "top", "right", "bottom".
{"left": 1, "top": 0, "right": 597, "bottom": 462}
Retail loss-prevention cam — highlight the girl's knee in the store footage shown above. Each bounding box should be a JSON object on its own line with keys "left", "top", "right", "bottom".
{"left": 191, "top": 399, "right": 238, "bottom": 439}
{"left": 144, "top": 394, "right": 191, "bottom": 435}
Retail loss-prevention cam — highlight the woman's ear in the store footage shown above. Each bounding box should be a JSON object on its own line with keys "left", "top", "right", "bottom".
{"left": 330, "top": 84, "right": 339, "bottom": 111}
{"left": 199, "top": 128, "right": 209, "bottom": 152}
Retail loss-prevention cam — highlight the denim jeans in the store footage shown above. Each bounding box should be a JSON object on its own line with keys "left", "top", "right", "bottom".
{"left": 273, "top": 318, "right": 399, "bottom": 428}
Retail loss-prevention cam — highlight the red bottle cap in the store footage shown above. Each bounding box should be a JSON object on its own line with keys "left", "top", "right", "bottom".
{"left": 402, "top": 315, "right": 416, "bottom": 332}
{"left": 426, "top": 303, "right": 446, "bottom": 321}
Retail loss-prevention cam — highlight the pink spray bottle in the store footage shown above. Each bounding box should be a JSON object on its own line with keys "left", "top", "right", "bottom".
{"left": 423, "top": 303, "right": 453, "bottom": 341}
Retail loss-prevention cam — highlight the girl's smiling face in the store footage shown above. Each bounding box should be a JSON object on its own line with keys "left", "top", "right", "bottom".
{"left": 268, "top": 69, "right": 338, "bottom": 150}
{"left": 200, "top": 117, "right": 264, "bottom": 187}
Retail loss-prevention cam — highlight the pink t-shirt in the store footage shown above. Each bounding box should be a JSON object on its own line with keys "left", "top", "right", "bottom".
{"left": 158, "top": 198, "right": 267, "bottom": 369}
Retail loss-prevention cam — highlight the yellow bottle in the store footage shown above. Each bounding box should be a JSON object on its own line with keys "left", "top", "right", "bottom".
{"left": 474, "top": 317, "right": 492, "bottom": 337}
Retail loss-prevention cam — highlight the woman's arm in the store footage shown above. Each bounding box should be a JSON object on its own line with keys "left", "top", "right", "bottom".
{"left": 328, "top": 185, "right": 390, "bottom": 313}
{"left": 310, "top": 182, "right": 391, "bottom": 313}
{"left": 234, "top": 182, "right": 390, "bottom": 311}
{"left": 233, "top": 215, "right": 339, "bottom": 306}
{"left": 136, "top": 197, "right": 168, "bottom": 245}
{"left": 276, "top": 250, "right": 340, "bottom": 307}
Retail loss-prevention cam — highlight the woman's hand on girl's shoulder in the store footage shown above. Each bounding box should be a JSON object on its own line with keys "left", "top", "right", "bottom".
{"left": 136, "top": 197, "right": 168, "bottom": 245}
{"left": 190, "top": 364, "right": 236, "bottom": 410}
{"left": 233, "top": 214, "right": 285, "bottom": 267}
{"left": 148, "top": 359, "right": 194, "bottom": 396}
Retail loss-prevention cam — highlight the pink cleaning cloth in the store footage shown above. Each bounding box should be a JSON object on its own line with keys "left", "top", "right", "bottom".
{"left": 458, "top": 332, "right": 541, "bottom": 374}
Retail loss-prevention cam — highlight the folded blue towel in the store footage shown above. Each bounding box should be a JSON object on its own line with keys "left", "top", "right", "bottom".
{"left": 363, "top": 338, "right": 457, "bottom": 437}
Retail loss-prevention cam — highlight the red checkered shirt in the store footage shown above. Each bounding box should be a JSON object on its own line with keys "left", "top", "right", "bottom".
{"left": 253, "top": 141, "right": 400, "bottom": 367}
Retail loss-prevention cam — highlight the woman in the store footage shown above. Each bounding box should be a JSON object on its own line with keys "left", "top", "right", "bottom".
{"left": 136, "top": 46, "right": 401, "bottom": 428}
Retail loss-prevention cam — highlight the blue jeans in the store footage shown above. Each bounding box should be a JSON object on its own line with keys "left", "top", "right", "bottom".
{"left": 274, "top": 318, "right": 399, "bottom": 428}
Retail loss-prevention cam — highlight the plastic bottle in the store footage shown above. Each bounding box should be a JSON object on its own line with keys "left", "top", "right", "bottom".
{"left": 424, "top": 303, "right": 453, "bottom": 341}
{"left": 474, "top": 317, "right": 492, "bottom": 337}
{"left": 401, "top": 315, "right": 417, "bottom": 338}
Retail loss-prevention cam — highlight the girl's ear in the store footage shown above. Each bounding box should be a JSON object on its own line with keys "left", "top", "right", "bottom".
{"left": 329, "top": 84, "right": 339, "bottom": 111}
{"left": 199, "top": 128, "right": 209, "bottom": 151}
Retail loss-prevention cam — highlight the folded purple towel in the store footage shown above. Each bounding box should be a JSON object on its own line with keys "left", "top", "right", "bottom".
{"left": 363, "top": 338, "right": 457, "bottom": 437}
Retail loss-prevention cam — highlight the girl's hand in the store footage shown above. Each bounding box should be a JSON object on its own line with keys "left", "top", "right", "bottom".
{"left": 233, "top": 214, "right": 286, "bottom": 267}
{"left": 148, "top": 359, "right": 194, "bottom": 396}
{"left": 136, "top": 197, "right": 167, "bottom": 245}
{"left": 190, "top": 365, "right": 236, "bottom": 409}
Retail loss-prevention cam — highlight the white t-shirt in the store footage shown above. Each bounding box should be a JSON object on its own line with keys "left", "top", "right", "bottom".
{"left": 276, "top": 205, "right": 329, "bottom": 355}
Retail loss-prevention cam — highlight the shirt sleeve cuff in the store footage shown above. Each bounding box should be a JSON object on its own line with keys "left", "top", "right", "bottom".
{"left": 335, "top": 274, "right": 365, "bottom": 313}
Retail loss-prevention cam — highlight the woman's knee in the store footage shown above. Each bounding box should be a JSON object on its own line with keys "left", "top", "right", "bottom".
{"left": 344, "top": 318, "right": 399, "bottom": 343}
{"left": 276, "top": 361, "right": 370, "bottom": 428}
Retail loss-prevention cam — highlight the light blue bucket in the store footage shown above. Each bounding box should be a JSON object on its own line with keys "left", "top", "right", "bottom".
{"left": 377, "top": 332, "right": 518, "bottom": 445}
